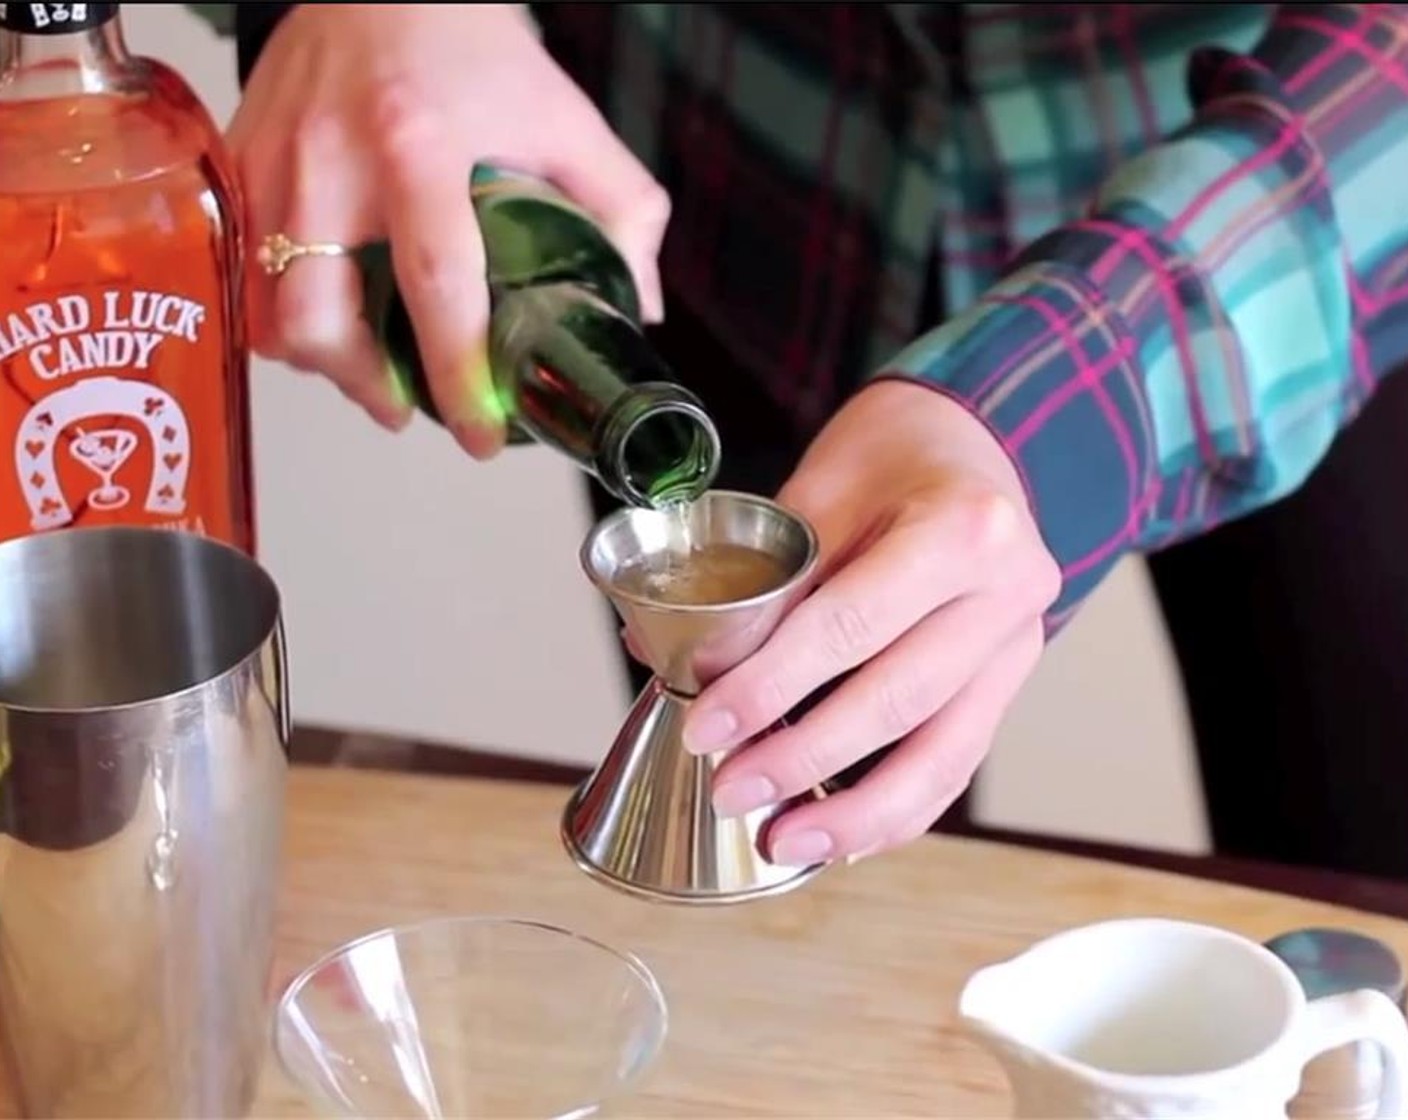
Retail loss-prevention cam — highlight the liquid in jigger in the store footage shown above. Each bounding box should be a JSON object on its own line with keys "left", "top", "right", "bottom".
{"left": 613, "top": 539, "right": 792, "bottom": 606}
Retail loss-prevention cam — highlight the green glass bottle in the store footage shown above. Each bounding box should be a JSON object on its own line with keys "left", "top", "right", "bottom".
{"left": 358, "top": 168, "right": 720, "bottom": 508}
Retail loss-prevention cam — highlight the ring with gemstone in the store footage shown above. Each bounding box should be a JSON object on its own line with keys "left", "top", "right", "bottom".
{"left": 256, "top": 233, "right": 352, "bottom": 278}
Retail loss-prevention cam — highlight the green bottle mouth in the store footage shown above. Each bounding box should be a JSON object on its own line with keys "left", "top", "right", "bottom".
{"left": 598, "top": 385, "right": 722, "bottom": 508}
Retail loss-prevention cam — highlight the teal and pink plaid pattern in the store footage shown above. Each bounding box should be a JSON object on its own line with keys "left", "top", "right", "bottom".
{"left": 208, "top": 4, "right": 1408, "bottom": 628}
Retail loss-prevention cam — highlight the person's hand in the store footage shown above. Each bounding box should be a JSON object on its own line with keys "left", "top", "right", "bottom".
{"left": 227, "top": 3, "right": 670, "bottom": 453}
{"left": 678, "top": 380, "right": 1061, "bottom": 865}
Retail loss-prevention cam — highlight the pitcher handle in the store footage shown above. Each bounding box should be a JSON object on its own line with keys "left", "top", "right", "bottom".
{"left": 1298, "top": 989, "right": 1408, "bottom": 1119}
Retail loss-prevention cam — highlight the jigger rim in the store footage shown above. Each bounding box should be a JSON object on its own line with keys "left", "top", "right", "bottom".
{"left": 579, "top": 490, "right": 819, "bottom": 615}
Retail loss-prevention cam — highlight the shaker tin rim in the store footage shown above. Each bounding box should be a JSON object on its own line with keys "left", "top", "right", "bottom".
{"left": 0, "top": 526, "right": 283, "bottom": 717}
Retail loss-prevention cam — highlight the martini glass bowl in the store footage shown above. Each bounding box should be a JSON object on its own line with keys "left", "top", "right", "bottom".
{"left": 273, "top": 916, "right": 668, "bottom": 1119}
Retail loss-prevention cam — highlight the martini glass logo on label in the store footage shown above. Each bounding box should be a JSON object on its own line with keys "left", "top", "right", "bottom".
{"left": 68, "top": 427, "right": 138, "bottom": 510}
{"left": 14, "top": 375, "right": 191, "bottom": 531}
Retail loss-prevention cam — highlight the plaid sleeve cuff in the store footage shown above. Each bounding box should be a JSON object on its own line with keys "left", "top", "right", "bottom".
{"left": 876, "top": 4, "right": 1408, "bottom": 630}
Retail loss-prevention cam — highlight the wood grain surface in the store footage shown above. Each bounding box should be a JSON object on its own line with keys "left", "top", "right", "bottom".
{"left": 289, "top": 724, "right": 1408, "bottom": 923}
{"left": 255, "top": 767, "right": 1408, "bottom": 1118}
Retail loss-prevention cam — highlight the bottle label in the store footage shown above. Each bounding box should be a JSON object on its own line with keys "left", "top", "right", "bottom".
{"left": 1, "top": 289, "right": 211, "bottom": 539}
{"left": 0, "top": 4, "right": 119, "bottom": 34}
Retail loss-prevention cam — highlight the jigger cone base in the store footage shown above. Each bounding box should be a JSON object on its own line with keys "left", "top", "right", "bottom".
{"left": 560, "top": 785, "right": 828, "bottom": 907}
{"left": 559, "top": 679, "right": 830, "bottom": 907}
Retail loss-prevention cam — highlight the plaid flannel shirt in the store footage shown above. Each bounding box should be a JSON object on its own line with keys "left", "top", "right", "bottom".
{"left": 201, "top": 3, "right": 1408, "bottom": 628}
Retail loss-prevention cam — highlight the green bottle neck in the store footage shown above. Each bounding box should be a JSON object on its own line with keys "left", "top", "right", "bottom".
{"left": 364, "top": 248, "right": 722, "bottom": 507}
{"left": 493, "top": 282, "right": 721, "bottom": 506}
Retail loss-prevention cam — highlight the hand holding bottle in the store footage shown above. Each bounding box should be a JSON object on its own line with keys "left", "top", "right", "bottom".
{"left": 673, "top": 382, "right": 1061, "bottom": 866}
{"left": 228, "top": 3, "right": 671, "bottom": 455}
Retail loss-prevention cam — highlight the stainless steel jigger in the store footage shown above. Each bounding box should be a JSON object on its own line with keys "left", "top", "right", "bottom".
{"left": 562, "top": 490, "right": 828, "bottom": 905}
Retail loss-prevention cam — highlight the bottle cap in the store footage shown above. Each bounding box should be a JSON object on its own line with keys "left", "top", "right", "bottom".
{"left": 0, "top": 3, "right": 119, "bottom": 35}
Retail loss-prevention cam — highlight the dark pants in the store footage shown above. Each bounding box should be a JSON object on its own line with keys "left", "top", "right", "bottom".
{"left": 587, "top": 302, "right": 1408, "bottom": 880}
{"left": 1147, "top": 369, "right": 1408, "bottom": 880}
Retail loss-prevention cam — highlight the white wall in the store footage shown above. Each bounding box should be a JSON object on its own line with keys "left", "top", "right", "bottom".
{"left": 978, "top": 561, "right": 1208, "bottom": 853}
{"left": 127, "top": 5, "right": 1210, "bottom": 856}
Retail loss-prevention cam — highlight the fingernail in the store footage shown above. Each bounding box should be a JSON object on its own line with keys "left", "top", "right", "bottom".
{"left": 770, "top": 830, "right": 834, "bottom": 867}
{"left": 683, "top": 708, "right": 738, "bottom": 754}
{"left": 370, "top": 401, "right": 413, "bottom": 432}
{"left": 712, "top": 775, "right": 777, "bottom": 818}
{"left": 450, "top": 418, "right": 504, "bottom": 459}
{"left": 845, "top": 842, "right": 883, "bottom": 868}
{"left": 345, "top": 382, "right": 410, "bottom": 433}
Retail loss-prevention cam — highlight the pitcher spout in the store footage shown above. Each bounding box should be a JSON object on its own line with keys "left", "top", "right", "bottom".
{"left": 958, "top": 958, "right": 1094, "bottom": 1118}
{"left": 958, "top": 964, "right": 1046, "bottom": 1062}
{"left": 958, "top": 961, "right": 1029, "bottom": 1040}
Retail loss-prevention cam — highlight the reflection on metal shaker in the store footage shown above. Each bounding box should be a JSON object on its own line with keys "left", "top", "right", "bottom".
{"left": 0, "top": 527, "right": 290, "bottom": 1118}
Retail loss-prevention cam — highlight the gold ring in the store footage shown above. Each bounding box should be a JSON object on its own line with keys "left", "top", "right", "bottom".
{"left": 256, "top": 233, "right": 351, "bottom": 277}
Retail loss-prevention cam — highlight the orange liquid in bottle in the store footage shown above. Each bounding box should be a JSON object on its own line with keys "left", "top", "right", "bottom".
{"left": 0, "top": 63, "right": 254, "bottom": 554}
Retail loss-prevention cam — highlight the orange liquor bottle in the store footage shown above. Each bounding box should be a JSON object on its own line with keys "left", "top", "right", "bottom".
{"left": 0, "top": 2, "right": 254, "bottom": 554}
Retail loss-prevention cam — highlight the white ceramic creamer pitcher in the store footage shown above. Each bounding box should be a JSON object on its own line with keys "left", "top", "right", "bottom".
{"left": 959, "top": 918, "right": 1408, "bottom": 1119}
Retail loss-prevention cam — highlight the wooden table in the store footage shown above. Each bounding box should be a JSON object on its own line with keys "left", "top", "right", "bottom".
{"left": 255, "top": 766, "right": 1408, "bottom": 1118}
